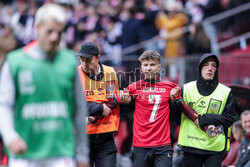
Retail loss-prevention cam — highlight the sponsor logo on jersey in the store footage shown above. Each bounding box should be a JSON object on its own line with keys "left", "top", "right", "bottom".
{"left": 188, "top": 102, "right": 195, "bottom": 108}
{"left": 142, "top": 87, "right": 166, "bottom": 93}
{"left": 97, "top": 88, "right": 105, "bottom": 95}
{"left": 18, "top": 70, "right": 35, "bottom": 94}
{"left": 22, "top": 102, "right": 68, "bottom": 119}
{"left": 198, "top": 100, "right": 206, "bottom": 108}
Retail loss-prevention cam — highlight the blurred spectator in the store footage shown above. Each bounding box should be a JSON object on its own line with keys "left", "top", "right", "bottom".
{"left": 101, "top": 16, "right": 123, "bottom": 66}
{"left": 84, "top": 5, "right": 101, "bottom": 33}
{"left": 222, "top": 120, "right": 242, "bottom": 167}
{"left": 191, "top": 0, "right": 224, "bottom": 55}
{"left": 155, "top": 0, "right": 186, "bottom": 81}
{"left": 185, "top": 22, "right": 211, "bottom": 55}
{"left": 65, "top": 2, "right": 86, "bottom": 48}
{"left": 10, "top": 1, "right": 38, "bottom": 46}
{"left": 184, "top": 0, "right": 204, "bottom": 23}
{"left": 0, "top": 24, "right": 17, "bottom": 70}
{"left": 0, "top": 4, "right": 14, "bottom": 25}
{"left": 236, "top": 110, "right": 250, "bottom": 167}
{"left": 155, "top": 0, "right": 186, "bottom": 58}
{"left": 58, "top": 1, "right": 74, "bottom": 22}
{"left": 121, "top": 6, "right": 140, "bottom": 56}
{"left": 137, "top": 0, "right": 159, "bottom": 51}
{"left": 120, "top": 5, "right": 141, "bottom": 81}
{"left": 232, "top": 120, "right": 244, "bottom": 143}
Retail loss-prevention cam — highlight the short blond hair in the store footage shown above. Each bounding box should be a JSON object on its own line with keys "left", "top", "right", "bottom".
{"left": 138, "top": 50, "right": 161, "bottom": 64}
{"left": 35, "top": 4, "right": 67, "bottom": 26}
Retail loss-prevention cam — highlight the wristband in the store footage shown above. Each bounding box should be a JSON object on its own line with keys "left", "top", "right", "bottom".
{"left": 175, "top": 98, "right": 183, "bottom": 104}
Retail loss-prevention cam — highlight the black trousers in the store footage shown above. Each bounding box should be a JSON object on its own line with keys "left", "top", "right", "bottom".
{"left": 182, "top": 152, "right": 223, "bottom": 167}
{"left": 89, "top": 132, "right": 117, "bottom": 167}
{"left": 132, "top": 145, "right": 173, "bottom": 167}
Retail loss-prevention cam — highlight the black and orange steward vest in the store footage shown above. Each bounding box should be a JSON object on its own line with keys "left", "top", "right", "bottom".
{"left": 77, "top": 64, "right": 120, "bottom": 134}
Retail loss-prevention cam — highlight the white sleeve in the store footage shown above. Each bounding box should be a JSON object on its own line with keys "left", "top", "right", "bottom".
{"left": 73, "top": 69, "right": 89, "bottom": 163}
{"left": 0, "top": 61, "right": 20, "bottom": 146}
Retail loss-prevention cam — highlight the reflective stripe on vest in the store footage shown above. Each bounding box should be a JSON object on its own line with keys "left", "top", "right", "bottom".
{"left": 178, "top": 81, "right": 231, "bottom": 152}
{"left": 77, "top": 65, "right": 120, "bottom": 134}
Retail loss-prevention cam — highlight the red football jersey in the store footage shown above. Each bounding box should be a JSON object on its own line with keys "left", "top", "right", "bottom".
{"left": 127, "top": 79, "right": 181, "bottom": 147}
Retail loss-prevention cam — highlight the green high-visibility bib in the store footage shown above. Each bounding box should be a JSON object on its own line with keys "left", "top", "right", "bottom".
{"left": 6, "top": 48, "right": 76, "bottom": 159}
{"left": 178, "top": 81, "right": 231, "bottom": 152}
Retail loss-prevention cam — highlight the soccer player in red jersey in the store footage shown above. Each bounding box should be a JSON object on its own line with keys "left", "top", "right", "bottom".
{"left": 118, "top": 50, "right": 180, "bottom": 167}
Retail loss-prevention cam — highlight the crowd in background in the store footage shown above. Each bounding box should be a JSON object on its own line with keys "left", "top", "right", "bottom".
{"left": 0, "top": 0, "right": 250, "bottom": 70}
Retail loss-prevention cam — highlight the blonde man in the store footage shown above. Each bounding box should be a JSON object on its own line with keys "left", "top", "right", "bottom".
{"left": 0, "top": 4, "right": 89, "bottom": 167}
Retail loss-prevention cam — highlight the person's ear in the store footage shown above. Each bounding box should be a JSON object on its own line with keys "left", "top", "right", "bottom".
{"left": 158, "top": 64, "right": 161, "bottom": 69}
{"left": 97, "top": 55, "right": 101, "bottom": 61}
{"left": 35, "top": 24, "right": 39, "bottom": 33}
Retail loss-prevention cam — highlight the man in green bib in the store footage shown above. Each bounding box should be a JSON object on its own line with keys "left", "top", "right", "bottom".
{"left": 177, "top": 54, "right": 235, "bottom": 167}
{"left": 0, "top": 4, "right": 89, "bottom": 167}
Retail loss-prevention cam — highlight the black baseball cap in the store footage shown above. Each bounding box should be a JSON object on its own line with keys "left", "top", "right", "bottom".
{"left": 77, "top": 42, "right": 100, "bottom": 58}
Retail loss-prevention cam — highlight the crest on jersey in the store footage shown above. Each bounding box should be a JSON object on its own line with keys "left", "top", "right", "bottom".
{"left": 207, "top": 99, "right": 222, "bottom": 114}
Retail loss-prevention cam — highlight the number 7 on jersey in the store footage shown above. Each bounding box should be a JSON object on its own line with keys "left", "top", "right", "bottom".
{"left": 149, "top": 95, "right": 162, "bottom": 122}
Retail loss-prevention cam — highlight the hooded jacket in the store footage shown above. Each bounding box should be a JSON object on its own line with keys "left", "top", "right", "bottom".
{"left": 197, "top": 53, "right": 219, "bottom": 96}
{"left": 182, "top": 53, "right": 235, "bottom": 155}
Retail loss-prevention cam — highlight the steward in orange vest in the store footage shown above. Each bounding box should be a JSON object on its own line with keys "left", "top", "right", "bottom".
{"left": 78, "top": 64, "right": 120, "bottom": 134}
{"left": 77, "top": 42, "right": 124, "bottom": 167}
